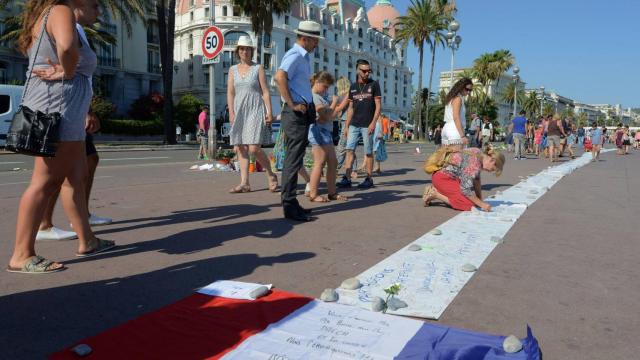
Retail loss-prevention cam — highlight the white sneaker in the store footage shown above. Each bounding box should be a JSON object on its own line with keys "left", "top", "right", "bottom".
{"left": 89, "top": 214, "right": 113, "bottom": 226}
{"left": 36, "top": 227, "right": 77, "bottom": 241}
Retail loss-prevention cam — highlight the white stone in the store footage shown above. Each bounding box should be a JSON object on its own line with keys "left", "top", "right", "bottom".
{"left": 430, "top": 229, "right": 442, "bottom": 236}
{"left": 529, "top": 190, "right": 539, "bottom": 194}
{"left": 371, "top": 297, "right": 385, "bottom": 312}
{"left": 503, "top": 335, "right": 523, "bottom": 353}
{"left": 340, "top": 278, "right": 362, "bottom": 290}
{"left": 461, "top": 263, "right": 477, "bottom": 272}
{"left": 407, "top": 244, "right": 422, "bottom": 251}
{"left": 387, "top": 297, "right": 408, "bottom": 311}
{"left": 72, "top": 344, "right": 92, "bottom": 357}
{"left": 490, "top": 236, "right": 503, "bottom": 244}
{"left": 249, "top": 286, "right": 270, "bottom": 299}
{"left": 320, "top": 288, "right": 338, "bottom": 302}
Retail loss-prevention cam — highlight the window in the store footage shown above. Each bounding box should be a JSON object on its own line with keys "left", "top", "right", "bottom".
{"left": 233, "top": 6, "right": 241, "bottom": 16}
{"left": 188, "top": 34, "right": 193, "bottom": 51}
{"left": 323, "top": 29, "right": 327, "bottom": 38}
{"left": 285, "top": 15, "right": 290, "bottom": 25}
{"left": 314, "top": 47, "right": 320, "bottom": 59}
{"left": 189, "top": 11, "right": 194, "bottom": 21}
{"left": 358, "top": 28, "right": 363, "bottom": 38}
{"left": 263, "top": 53, "right": 272, "bottom": 70}
{"left": 348, "top": 71, "right": 352, "bottom": 80}
{"left": 323, "top": 65, "right": 327, "bottom": 71}
{"left": 334, "top": 69, "right": 338, "bottom": 81}
{"left": 285, "top": 37, "right": 290, "bottom": 51}
{"left": 222, "top": 6, "right": 227, "bottom": 16}
{"left": 263, "top": 33, "right": 272, "bottom": 48}
{"left": 358, "top": 41, "right": 362, "bottom": 50}
{"left": 334, "top": 52, "right": 339, "bottom": 65}
{"left": 224, "top": 31, "right": 250, "bottom": 46}
{"left": 314, "top": 62, "right": 320, "bottom": 72}
{"left": 189, "top": 0, "right": 194, "bottom": 7}
{"left": 0, "top": 95, "right": 10, "bottom": 115}
{"left": 204, "top": 7, "right": 209, "bottom": 18}
{"left": 334, "top": 34, "right": 338, "bottom": 42}
{"left": 323, "top": 49, "right": 328, "bottom": 62}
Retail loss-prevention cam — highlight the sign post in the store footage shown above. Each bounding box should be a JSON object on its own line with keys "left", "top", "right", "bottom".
{"left": 201, "top": 3, "right": 223, "bottom": 160}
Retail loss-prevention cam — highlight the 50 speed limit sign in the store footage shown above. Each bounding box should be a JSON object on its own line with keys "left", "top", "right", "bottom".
{"left": 202, "top": 26, "right": 224, "bottom": 59}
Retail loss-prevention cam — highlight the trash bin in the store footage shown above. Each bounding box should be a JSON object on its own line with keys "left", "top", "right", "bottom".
{"left": 185, "top": 134, "right": 191, "bottom": 142}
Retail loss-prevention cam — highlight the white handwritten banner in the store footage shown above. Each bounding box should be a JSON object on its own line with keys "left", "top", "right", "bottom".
{"left": 221, "top": 300, "right": 423, "bottom": 360}
{"left": 336, "top": 151, "right": 610, "bottom": 319}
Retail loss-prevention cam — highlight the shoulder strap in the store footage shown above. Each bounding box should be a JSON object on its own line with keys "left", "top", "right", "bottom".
{"left": 22, "top": 7, "right": 53, "bottom": 99}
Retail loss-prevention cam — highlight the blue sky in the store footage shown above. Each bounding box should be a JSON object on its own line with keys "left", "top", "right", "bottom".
{"left": 362, "top": 0, "right": 640, "bottom": 108}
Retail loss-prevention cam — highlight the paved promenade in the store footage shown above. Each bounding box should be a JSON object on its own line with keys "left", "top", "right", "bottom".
{"left": 0, "top": 143, "right": 637, "bottom": 359}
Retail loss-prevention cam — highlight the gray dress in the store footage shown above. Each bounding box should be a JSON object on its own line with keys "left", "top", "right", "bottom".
{"left": 22, "top": 15, "right": 97, "bottom": 141}
{"left": 229, "top": 64, "right": 268, "bottom": 145}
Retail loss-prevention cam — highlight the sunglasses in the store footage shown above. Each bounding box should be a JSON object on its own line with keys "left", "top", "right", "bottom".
{"left": 359, "top": 69, "right": 372, "bottom": 73}
{"left": 464, "top": 87, "right": 473, "bottom": 91}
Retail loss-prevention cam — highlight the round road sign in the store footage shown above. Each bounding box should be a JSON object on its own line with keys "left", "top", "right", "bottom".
{"left": 202, "top": 26, "right": 224, "bottom": 59}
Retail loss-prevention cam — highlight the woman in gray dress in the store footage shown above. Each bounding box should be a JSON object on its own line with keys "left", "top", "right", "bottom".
{"left": 7, "top": 0, "right": 114, "bottom": 274}
{"left": 226, "top": 36, "right": 278, "bottom": 193}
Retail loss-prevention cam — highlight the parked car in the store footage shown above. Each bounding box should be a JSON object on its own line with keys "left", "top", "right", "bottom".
{"left": 0, "top": 85, "right": 24, "bottom": 147}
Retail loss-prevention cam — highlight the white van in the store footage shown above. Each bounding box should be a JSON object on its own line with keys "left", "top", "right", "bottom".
{"left": 0, "top": 85, "right": 24, "bottom": 147}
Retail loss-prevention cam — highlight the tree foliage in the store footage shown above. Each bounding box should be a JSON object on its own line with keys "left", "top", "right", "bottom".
{"left": 174, "top": 93, "right": 204, "bottom": 133}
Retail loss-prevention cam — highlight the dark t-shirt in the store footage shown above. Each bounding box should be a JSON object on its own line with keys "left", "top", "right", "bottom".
{"left": 349, "top": 79, "right": 381, "bottom": 128}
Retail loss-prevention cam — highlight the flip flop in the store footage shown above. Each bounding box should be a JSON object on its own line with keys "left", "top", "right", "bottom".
{"left": 309, "top": 195, "right": 329, "bottom": 203}
{"left": 76, "top": 239, "right": 116, "bottom": 258}
{"left": 6, "top": 255, "right": 65, "bottom": 274}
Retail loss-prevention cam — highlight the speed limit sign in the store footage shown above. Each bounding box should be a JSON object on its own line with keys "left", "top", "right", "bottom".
{"left": 202, "top": 26, "right": 224, "bottom": 59}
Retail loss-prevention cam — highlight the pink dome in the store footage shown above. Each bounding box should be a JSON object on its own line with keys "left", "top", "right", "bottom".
{"left": 367, "top": 0, "right": 400, "bottom": 37}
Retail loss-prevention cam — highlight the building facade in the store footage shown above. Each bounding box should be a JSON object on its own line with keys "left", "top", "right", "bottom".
{"left": 173, "top": 0, "right": 413, "bottom": 121}
{"left": 0, "top": 4, "right": 162, "bottom": 117}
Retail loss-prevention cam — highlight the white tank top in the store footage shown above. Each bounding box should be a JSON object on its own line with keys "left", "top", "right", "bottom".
{"left": 444, "top": 95, "right": 465, "bottom": 124}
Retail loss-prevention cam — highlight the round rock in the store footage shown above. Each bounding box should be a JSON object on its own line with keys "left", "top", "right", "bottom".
{"left": 72, "top": 344, "right": 92, "bottom": 357}
{"left": 371, "top": 297, "right": 385, "bottom": 312}
{"left": 503, "top": 335, "right": 523, "bottom": 353}
{"left": 529, "top": 190, "right": 539, "bottom": 194}
{"left": 320, "top": 288, "right": 339, "bottom": 302}
{"left": 461, "top": 263, "right": 478, "bottom": 272}
{"left": 387, "top": 297, "right": 408, "bottom": 311}
{"left": 340, "top": 278, "right": 362, "bottom": 290}
{"left": 430, "top": 229, "right": 442, "bottom": 236}
{"left": 407, "top": 244, "right": 422, "bottom": 252}
{"left": 490, "top": 236, "right": 503, "bottom": 244}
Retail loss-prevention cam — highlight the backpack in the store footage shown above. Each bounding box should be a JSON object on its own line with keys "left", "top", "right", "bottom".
{"left": 424, "top": 148, "right": 480, "bottom": 174}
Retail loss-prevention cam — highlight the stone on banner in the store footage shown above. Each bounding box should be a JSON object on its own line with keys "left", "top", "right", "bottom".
{"left": 461, "top": 263, "right": 477, "bottom": 272}
{"left": 371, "top": 297, "right": 386, "bottom": 312}
{"left": 340, "top": 278, "right": 362, "bottom": 290}
{"left": 430, "top": 229, "right": 442, "bottom": 236}
{"left": 387, "top": 297, "right": 408, "bottom": 311}
{"left": 407, "top": 244, "right": 422, "bottom": 251}
{"left": 320, "top": 288, "right": 339, "bottom": 302}
{"left": 503, "top": 335, "right": 523, "bottom": 353}
{"left": 72, "top": 344, "right": 92, "bottom": 357}
{"left": 490, "top": 236, "right": 503, "bottom": 244}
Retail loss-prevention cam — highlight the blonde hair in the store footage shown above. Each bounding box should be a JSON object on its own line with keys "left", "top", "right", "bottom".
{"left": 310, "top": 71, "right": 335, "bottom": 86}
{"left": 483, "top": 144, "right": 505, "bottom": 177}
{"left": 424, "top": 144, "right": 504, "bottom": 176}
{"left": 336, "top": 76, "right": 351, "bottom": 97}
{"left": 18, "top": 0, "right": 69, "bottom": 55}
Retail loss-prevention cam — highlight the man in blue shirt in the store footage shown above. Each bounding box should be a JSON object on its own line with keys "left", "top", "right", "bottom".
{"left": 274, "top": 20, "right": 322, "bottom": 222}
{"left": 510, "top": 110, "right": 528, "bottom": 160}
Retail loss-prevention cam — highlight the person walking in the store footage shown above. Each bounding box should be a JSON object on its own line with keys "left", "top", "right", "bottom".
{"left": 8, "top": 0, "right": 115, "bottom": 274}
{"left": 336, "top": 59, "right": 382, "bottom": 189}
{"left": 441, "top": 78, "right": 473, "bottom": 148}
{"left": 577, "top": 124, "right": 585, "bottom": 148}
{"left": 197, "top": 105, "right": 209, "bottom": 160}
{"left": 468, "top": 113, "right": 482, "bottom": 148}
{"left": 433, "top": 124, "right": 442, "bottom": 149}
{"left": 566, "top": 123, "right": 577, "bottom": 159}
{"left": 423, "top": 146, "right": 505, "bottom": 211}
{"left": 547, "top": 114, "right": 567, "bottom": 163}
{"left": 480, "top": 116, "right": 493, "bottom": 147}
{"left": 510, "top": 110, "right": 527, "bottom": 160}
{"left": 227, "top": 36, "right": 278, "bottom": 193}
{"left": 306, "top": 71, "right": 349, "bottom": 202}
{"left": 589, "top": 122, "right": 603, "bottom": 162}
{"left": 622, "top": 125, "right": 632, "bottom": 154}
{"left": 274, "top": 20, "right": 322, "bottom": 221}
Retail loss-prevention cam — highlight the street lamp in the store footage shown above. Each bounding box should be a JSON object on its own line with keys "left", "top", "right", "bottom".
{"left": 445, "top": 20, "right": 461, "bottom": 89}
{"left": 512, "top": 66, "right": 519, "bottom": 119}
{"left": 539, "top": 85, "right": 545, "bottom": 116}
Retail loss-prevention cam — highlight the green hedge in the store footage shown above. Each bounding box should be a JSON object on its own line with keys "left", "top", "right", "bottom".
{"left": 100, "top": 118, "right": 164, "bottom": 136}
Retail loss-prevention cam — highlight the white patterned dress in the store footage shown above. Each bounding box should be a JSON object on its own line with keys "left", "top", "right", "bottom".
{"left": 229, "top": 64, "right": 269, "bottom": 145}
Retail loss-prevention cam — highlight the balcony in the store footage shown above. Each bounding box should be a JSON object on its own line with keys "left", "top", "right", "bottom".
{"left": 147, "top": 63, "right": 161, "bottom": 73}
{"left": 97, "top": 56, "right": 120, "bottom": 68}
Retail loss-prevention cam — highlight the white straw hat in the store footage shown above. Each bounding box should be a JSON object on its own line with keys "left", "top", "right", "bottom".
{"left": 235, "top": 35, "right": 256, "bottom": 49}
{"left": 294, "top": 20, "right": 324, "bottom": 39}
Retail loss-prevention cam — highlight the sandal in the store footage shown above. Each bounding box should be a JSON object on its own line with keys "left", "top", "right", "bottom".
{"left": 328, "top": 193, "right": 348, "bottom": 201}
{"left": 304, "top": 183, "right": 311, "bottom": 197}
{"left": 6, "top": 255, "right": 65, "bottom": 274}
{"left": 229, "top": 185, "right": 251, "bottom": 193}
{"left": 76, "top": 239, "right": 116, "bottom": 258}
{"left": 423, "top": 185, "right": 437, "bottom": 207}
{"left": 268, "top": 175, "right": 278, "bottom": 193}
{"left": 309, "top": 195, "right": 329, "bottom": 203}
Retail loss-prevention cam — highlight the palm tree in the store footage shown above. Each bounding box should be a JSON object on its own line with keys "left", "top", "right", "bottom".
{"left": 522, "top": 91, "right": 541, "bottom": 118}
{"left": 488, "top": 49, "right": 514, "bottom": 98}
{"left": 472, "top": 52, "right": 493, "bottom": 100}
{"left": 156, "top": 0, "right": 177, "bottom": 143}
{"left": 395, "top": 0, "right": 450, "bottom": 140}
{"left": 575, "top": 112, "right": 588, "bottom": 128}
{"left": 542, "top": 103, "right": 554, "bottom": 117}
{"left": 232, "top": 0, "right": 291, "bottom": 66}
{"left": 500, "top": 81, "right": 524, "bottom": 114}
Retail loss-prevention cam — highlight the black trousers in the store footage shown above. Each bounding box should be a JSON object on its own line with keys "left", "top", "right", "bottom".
{"left": 280, "top": 103, "right": 314, "bottom": 214}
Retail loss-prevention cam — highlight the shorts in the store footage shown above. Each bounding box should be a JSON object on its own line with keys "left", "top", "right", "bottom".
{"left": 547, "top": 135, "right": 561, "bottom": 148}
{"left": 441, "top": 122, "right": 464, "bottom": 145}
{"left": 623, "top": 140, "right": 631, "bottom": 146}
{"left": 308, "top": 124, "right": 333, "bottom": 146}
{"left": 432, "top": 171, "right": 474, "bottom": 211}
{"left": 345, "top": 125, "right": 374, "bottom": 155}
{"left": 85, "top": 133, "right": 97, "bottom": 156}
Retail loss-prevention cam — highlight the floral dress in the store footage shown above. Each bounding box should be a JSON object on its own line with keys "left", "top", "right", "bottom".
{"left": 440, "top": 147, "right": 482, "bottom": 197}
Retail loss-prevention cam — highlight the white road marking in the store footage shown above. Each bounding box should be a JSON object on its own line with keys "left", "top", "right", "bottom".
{"left": 101, "top": 157, "right": 171, "bottom": 161}
{"left": 0, "top": 161, "right": 25, "bottom": 165}
{"left": 0, "top": 175, "right": 113, "bottom": 186}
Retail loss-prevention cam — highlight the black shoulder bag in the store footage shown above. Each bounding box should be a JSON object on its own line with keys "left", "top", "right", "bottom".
{"left": 6, "top": 8, "right": 62, "bottom": 157}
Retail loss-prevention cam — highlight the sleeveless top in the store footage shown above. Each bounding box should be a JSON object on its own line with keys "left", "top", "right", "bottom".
{"left": 444, "top": 95, "right": 465, "bottom": 125}
{"left": 229, "top": 63, "right": 268, "bottom": 145}
{"left": 547, "top": 119, "right": 562, "bottom": 136}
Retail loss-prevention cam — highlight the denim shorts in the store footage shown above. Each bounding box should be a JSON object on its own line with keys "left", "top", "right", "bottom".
{"left": 308, "top": 124, "right": 334, "bottom": 146}
{"left": 345, "top": 125, "right": 374, "bottom": 155}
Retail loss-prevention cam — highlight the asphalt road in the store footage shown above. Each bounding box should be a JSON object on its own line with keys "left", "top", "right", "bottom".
{"left": 0, "top": 143, "right": 638, "bottom": 359}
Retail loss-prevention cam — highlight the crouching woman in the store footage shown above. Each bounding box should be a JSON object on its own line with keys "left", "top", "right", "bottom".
{"left": 423, "top": 146, "right": 504, "bottom": 212}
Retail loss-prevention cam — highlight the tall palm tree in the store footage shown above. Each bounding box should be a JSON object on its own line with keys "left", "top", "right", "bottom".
{"left": 522, "top": 91, "right": 541, "bottom": 118}
{"left": 156, "top": 0, "right": 177, "bottom": 144}
{"left": 395, "top": 0, "right": 448, "bottom": 140}
{"left": 488, "top": 49, "right": 514, "bottom": 100}
{"left": 500, "top": 81, "right": 524, "bottom": 114}
{"left": 232, "top": 0, "right": 291, "bottom": 65}
{"left": 472, "top": 52, "right": 493, "bottom": 99}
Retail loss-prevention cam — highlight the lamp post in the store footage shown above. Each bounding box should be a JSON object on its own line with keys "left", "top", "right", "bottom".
{"left": 512, "top": 66, "right": 519, "bottom": 119}
{"left": 445, "top": 20, "right": 461, "bottom": 89}
{"left": 539, "top": 85, "right": 545, "bottom": 116}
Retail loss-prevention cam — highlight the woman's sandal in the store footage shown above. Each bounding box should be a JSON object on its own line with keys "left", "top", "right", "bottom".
{"left": 328, "top": 193, "right": 348, "bottom": 201}
{"left": 6, "top": 255, "right": 65, "bottom": 274}
{"left": 309, "top": 195, "right": 329, "bottom": 203}
{"left": 304, "top": 183, "right": 311, "bottom": 197}
{"left": 423, "top": 185, "right": 437, "bottom": 207}
{"left": 229, "top": 185, "right": 251, "bottom": 193}
{"left": 268, "top": 175, "right": 278, "bottom": 193}
{"left": 76, "top": 239, "right": 116, "bottom": 258}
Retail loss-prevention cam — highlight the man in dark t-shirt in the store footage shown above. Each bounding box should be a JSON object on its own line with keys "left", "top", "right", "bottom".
{"left": 337, "top": 59, "right": 382, "bottom": 189}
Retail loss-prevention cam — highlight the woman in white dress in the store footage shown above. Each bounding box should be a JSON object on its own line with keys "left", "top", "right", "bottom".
{"left": 442, "top": 78, "right": 473, "bottom": 149}
{"left": 227, "top": 36, "right": 278, "bottom": 193}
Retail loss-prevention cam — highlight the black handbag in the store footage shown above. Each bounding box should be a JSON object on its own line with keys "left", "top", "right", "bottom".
{"left": 5, "top": 8, "right": 61, "bottom": 157}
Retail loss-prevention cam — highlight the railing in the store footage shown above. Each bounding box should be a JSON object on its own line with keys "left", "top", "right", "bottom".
{"left": 97, "top": 56, "right": 120, "bottom": 68}
{"left": 224, "top": 39, "right": 238, "bottom": 46}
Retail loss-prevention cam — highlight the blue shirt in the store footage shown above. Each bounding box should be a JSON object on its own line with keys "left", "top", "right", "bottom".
{"left": 512, "top": 116, "right": 527, "bottom": 134}
{"left": 590, "top": 127, "right": 603, "bottom": 145}
{"left": 278, "top": 43, "right": 312, "bottom": 104}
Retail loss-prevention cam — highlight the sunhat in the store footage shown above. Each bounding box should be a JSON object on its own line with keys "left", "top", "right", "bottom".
{"left": 235, "top": 35, "right": 256, "bottom": 49}
{"left": 294, "top": 20, "right": 324, "bottom": 39}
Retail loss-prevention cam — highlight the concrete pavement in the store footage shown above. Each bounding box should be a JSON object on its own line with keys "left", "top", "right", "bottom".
{"left": 0, "top": 143, "right": 638, "bottom": 359}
